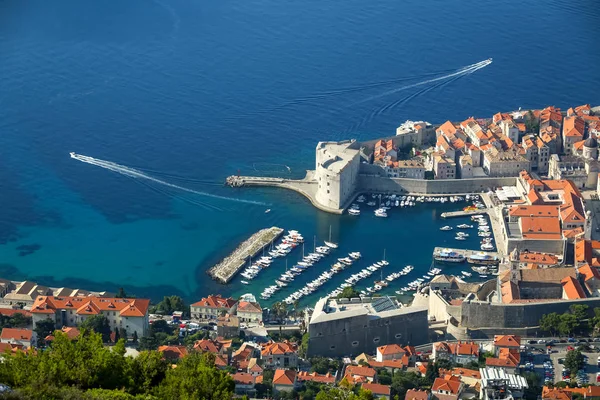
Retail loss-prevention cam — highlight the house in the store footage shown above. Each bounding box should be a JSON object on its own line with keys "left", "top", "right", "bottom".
{"left": 433, "top": 154, "right": 456, "bottom": 179}
{"left": 493, "top": 335, "right": 521, "bottom": 352}
{"left": 190, "top": 295, "right": 236, "bottom": 322}
{"left": 247, "top": 358, "right": 263, "bottom": 377}
{"left": 272, "top": 369, "right": 297, "bottom": 395}
{"left": 542, "top": 387, "right": 572, "bottom": 400}
{"left": 214, "top": 354, "right": 229, "bottom": 369}
{"left": 193, "top": 338, "right": 224, "bottom": 354}
{"left": 158, "top": 345, "right": 188, "bottom": 361}
{"left": 297, "top": 371, "right": 336, "bottom": 385}
{"left": 518, "top": 251, "right": 559, "bottom": 268}
{"left": 433, "top": 341, "right": 479, "bottom": 364}
{"left": 480, "top": 367, "right": 528, "bottom": 400}
{"left": 485, "top": 348, "right": 521, "bottom": 374}
{"left": 578, "top": 264, "right": 600, "bottom": 296}
{"left": 232, "top": 343, "right": 259, "bottom": 369}
{"left": 0, "top": 328, "right": 35, "bottom": 349}
{"left": 345, "top": 365, "right": 377, "bottom": 383}
{"left": 562, "top": 276, "right": 587, "bottom": 299}
{"left": 405, "top": 389, "right": 430, "bottom": 400}
{"left": 45, "top": 326, "right": 81, "bottom": 342}
{"left": 563, "top": 116, "right": 585, "bottom": 155}
{"left": 231, "top": 372, "right": 255, "bottom": 396}
{"left": 216, "top": 314, "right": 240, "bottom": 338}
{"left": 431, "top": 375, "right": 463, "bottom": 400}
{"left": 439, "top": 367, "right": 481, "bottom": 388}
{"left": 30, "top": 296, "right": 150, "bottom": 338}
{"left": 234, "top": 301, "right": 263, "bottom": 323}
{"left": 362, "top": 383, "right": 391, "bottom": 400}
{"left": 562, "top": 385, "right": 600, "bottom": 400}
{"left": 0, "top": 342, "right": 23, "bottom": 356}
{"left": 376, "top": 344, "right": 405, "bottom": 362}
{"left": 260, "top": 341, "right": 298, "bottom": 368}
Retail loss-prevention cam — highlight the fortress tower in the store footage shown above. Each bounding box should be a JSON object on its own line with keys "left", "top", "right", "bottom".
{"left": 314, "top": 140, "right": 360, "bottom": 210}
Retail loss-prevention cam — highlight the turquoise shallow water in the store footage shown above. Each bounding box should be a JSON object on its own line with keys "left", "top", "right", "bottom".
{"left": 0, "top": 0, "right": 599, "bottom": 303}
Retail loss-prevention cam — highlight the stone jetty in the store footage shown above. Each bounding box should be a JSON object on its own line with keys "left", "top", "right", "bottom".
{"left": 207, "top": 226, "right": 284, "bottom": 284}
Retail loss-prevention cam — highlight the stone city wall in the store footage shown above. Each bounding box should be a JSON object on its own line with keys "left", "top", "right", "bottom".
{"left": 356, "top": 174, "right": 518, "bottom": 195}
{"left": 460, "top": 297, "right": 600, "bottom": 330}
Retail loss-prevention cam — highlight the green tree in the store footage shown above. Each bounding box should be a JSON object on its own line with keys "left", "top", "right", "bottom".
{"left": 128, "top": 350, "right": 168, "bottom": 395}
{"left": 540, "top": 312, "right": 561, "bottom": 336}
{"left": 119, "top": 328, "right": 128, "bottom": 342}
{"left": 150, "top": 296, "right": 187, "bottom": 316}
{"left": 80, "top": 315, "right": 112, "bottom": 343}
{"left": 316, "top": 386, "right": 374, "bottom": 400}
{"left": 558, "top": 313, "right": 579, "bottom": 336}
{"left": 132, "top": 331, "right": 138, "bottom": 343}
{"left": 138, "top": 335, "right": 159, "bottom": 351}
{"left": 336, "top": 287, "right": 361, "bottom": 299}
{"left": 114, "top": 327, "right": 121, "bottom": 343}
{"left": 116, "top": 287, "right": 128, "bottom": 298}
{"left": 565, "top": 349, "right": 584, "bottom": 375}
{"left": 33, "top": 318, "right": 55, "bottom": 347}
{"left": 309, "top": 357, "right": 340, "bottom": 374}
{"left": 0, "top": 312, "right": 32, "bottom": 329}
{"left": 299, "top": 333, "right": 310, "bottom": 358}
{"left": 522, "top": 371, "right": 542, "bottom": 400}
{"left": 391, "top": 371, "right": 421, "bottom": 399}
{"left": 377, "top": 368, "right": 392, "bottom": 385}
{"left": 155, "top": 352, "right": 234, "bottom": 399}
{"left": 150, "top": 320, "right": 174, "bottom": 335}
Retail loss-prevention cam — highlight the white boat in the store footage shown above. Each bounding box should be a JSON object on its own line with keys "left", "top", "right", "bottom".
{"left": 325, "top": 225, "right": 338, "bottom": 248}
{"left": 455, "top": 236, "right": 467, "bottom": 241}
{"left": 241, "top": 280, "right": 249, "bottom": 285}
{"left": 367, "top": 201, "right": 376, "bottom": 206}
{"left": 457, "top": 224, "right": 473, "bottom": 229}
{"left": 481, "top": 243, "right": 495, "bottom": 251}
{"left": 375, "top": 208, "right": 388, "bottom": 217}
{"left": 462, "top": 271, "right": 472, "bottom": 277}
{"left": 440, "top": 226, "right": 453, "bottom": 231}
{"left": 348, "top": 208, "right": 360, "bottom": 216}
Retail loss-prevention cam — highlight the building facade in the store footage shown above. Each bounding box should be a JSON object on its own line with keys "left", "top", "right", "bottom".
{"left": 315, "top": 140, "right": 361, "bottom": 210}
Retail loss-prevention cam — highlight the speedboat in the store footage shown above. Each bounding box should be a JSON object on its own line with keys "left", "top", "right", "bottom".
{"left": 455, "top": 236, "right": 467, "bottom": 241}
{"left": 440, "top": 226, "right": 453, "bottom": 231}
{"left": 375, "top": 208, "right": 388, "bottom": 217}
{"left": 241, "top": 280, "right": 249, "bottom": 285}
{"left": 348, "top": 208, "right": 360, "bottom": 216}
{"left": 457, "top": 224, "right": 473, "bottom": 229}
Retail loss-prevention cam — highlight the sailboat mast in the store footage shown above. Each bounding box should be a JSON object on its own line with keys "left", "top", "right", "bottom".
{"left": 314, "top": 235, "right": 316, "bottom": 252}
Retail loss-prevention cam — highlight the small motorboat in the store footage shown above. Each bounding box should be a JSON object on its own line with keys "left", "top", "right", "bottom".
{"left": 440, "top": 226, "right": 453, "bottom": 231}
{"left": 265, "top": 209, "right": 271, "bottom": 214}
{"left": 241, "top": 280, "right": 249, "bottom": 285}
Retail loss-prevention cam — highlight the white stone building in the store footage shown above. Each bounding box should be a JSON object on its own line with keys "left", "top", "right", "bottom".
{"left": 190, "top": 295, "right": 237, "bottom": 322}
{"left": 315, "top": 140, "right": 360, "bottom": 210}
{"left": 433, "top": 154, "right": 456, "bottom": 179}
{"left": 483, "top": 147, "right": 530, "bottom": 177}
{"left": 30, "top": 296, "right": 150, "bottom": 338}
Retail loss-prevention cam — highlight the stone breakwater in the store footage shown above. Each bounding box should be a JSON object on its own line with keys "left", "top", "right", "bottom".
{"left": 207, "top": 226, "right": 284, "bottom": 284}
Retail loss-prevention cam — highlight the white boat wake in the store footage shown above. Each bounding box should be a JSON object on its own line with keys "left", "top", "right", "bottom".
{"left": 70, "top": 153, "right": 267, "bottom": 207}
{"left": 352, "top": 58, "right": 492, "bottom": 107}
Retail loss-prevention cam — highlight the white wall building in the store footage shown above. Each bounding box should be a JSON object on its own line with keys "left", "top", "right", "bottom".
{"left": 315, "top": 140, "right": 360, "bottom": 210}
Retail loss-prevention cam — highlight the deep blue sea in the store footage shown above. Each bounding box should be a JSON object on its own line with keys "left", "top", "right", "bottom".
{"left": 1, "top": 0, "right": 599, "bottom": 305}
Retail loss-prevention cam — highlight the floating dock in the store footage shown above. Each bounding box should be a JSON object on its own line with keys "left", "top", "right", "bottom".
{"left": 433, "top": 247, "right": 499, "bottom": 261}
{"left": 440, "top": 209, "right": 488, "bottom": 218}
{"left": 208, "top": 226, "right": 284, "bottom": 284}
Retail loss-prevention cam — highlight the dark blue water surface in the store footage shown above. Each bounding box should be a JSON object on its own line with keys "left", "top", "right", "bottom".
{"left": 1, "top": 0, "right": 599, "bottom": 303}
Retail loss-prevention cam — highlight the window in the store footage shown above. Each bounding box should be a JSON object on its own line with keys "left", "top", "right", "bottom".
{"left": 395, "top": 333, "right": 402, "bottom": 339}
{"left": 327, "top": 190, "right": 330, "bottom": 194}
{"left": 330, "top": 345, "right": 336, "bottom": 350}
{"left": 352, "top": 341, "right": 359, "bottom": 347}
{"left": 373, "top": 337, "right": 380, "bottom": 343}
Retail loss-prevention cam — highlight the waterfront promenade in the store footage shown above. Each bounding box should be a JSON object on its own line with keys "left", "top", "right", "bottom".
{"left": 207, "top": 226, "right": 284, "bottom": 284}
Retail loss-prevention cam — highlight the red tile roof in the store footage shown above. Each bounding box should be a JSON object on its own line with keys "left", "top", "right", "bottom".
{"left": 0, "top": 342, "right": 24, "bottom": 354}
{"left": 273, "top": 369, "right": 296, "bottom": 386}
{"left": 377, "top": 344, "right": 405, "bottom": 356}
{"left": 193, "top": 339, "right": 222, "bottom": 354}
{"left": 190, "top": 295, "right": 236, "bottom": 309}
{"left": 0, "top": 328, "right": 33, "bottom": 342}
{"left": 237, "top": 301, "right": 262, "bottom": 313}
{"left": 435, "top": 341, "right": 479, "bottom": 357}
{"left": 0, "top": 309, "right": 31, "bottom": 318}
{"left": 494, "top": 335, "right": 521, "bottom": 347}
{"left": 31, "top": 296, "right": 149, "bottom": 317}
{"left": 345, "top": 365, "right": 377, "bottom": 378}
{"left": 542, "top": 387, "right": 572, "bottom": 400}
{"left": 297, "top": 371, "right": 335, "bottom": 384}
{"left": 519, "top": 251, "right": 559, "bottom": 265}
{"left": 432, "top": 376, "right": 462, "bottom": 394}
{"left": 561, "top": 276, "right": 586, "bottom": 299}
{"left": 261, "top": 341, "right": 297, "bottom": 356}
{"left": 362, "top": 383, "right": 391, "bottom": 396}
{"left": 158, "top": 345, "right": 188, "bottom": 360}
{"left": 406, "top": 389, "right": 430, "bottom": 400}
{"left": 232, "top": 372, "right": 254, "bottom": 385}
{"left": 579, "top": 264, "right": 600, "bottom": 281}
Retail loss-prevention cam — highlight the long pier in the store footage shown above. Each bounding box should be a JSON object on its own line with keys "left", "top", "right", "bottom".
{"left": 433, "top": 247, "right": 499, "bottom": 261}
{"left": 440, "top": 209, "right": 488, "bottom": 218}
{"left": 208, "top": 226, "right": 284, "bottom": 284}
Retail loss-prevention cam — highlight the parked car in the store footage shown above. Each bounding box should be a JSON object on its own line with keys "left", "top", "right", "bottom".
{"left": 528, "top": 340, "right": 538, "bottom": 344}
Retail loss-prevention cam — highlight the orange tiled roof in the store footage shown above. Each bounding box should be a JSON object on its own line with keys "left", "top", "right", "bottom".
{"left": 435, "top": 341, "right": 479, "bottom": 357}
{"left": 193, "top": 339, "right": 222, "bottom": 354}
{"left": 519, "top": 251, "right": 559, "bottom": 265}
{"left": 561, "top": 276, "right": 586, "bottom": 299}
{"left": 406, "top": 389, "right": 430, "bottom": 400}
{"left": 214, "top": 354, "right": 228, "bottom": 367}
{"left": 158, "top": 345, "right": 188, "bottom": 360}
{"left": 362, "top": 383, "right": 391, "bottom": 396}
{"left": 261, "top": 341, "right": 297, "bottom": 356}
{"left": 494, "top": 335, "right": 521, "bottom": 347}
{"left": 437, "top": 120, "right": 458, "bottom": 136}
{"left": 273, "top": 369, "right": 296, "bottom": 386}
{"left": 346, "top": 365, "right": 377, "bottom": 378}
{"left": 31, "top": 296, "right": 149, "bottom": 317}
{"left": 444, "top": 367, "right": 481, "bottom": 380}
{"left": 232, "top": 372, "right": 254, "bottom": 385}
{"left": 0, "top": 309, "right": 31, "bottom": 318}
{"left": 297, "top": 371, "right": 335, "bottom": 384}
{"left": 563, "top": 116, "right": 585, "bottom": 137}
{"left": 486, "top": 348, "right": 520, "bottom": 368}
{"left": 579, "top": 264, "right": 600, "bottom": 281}
{"left": 368, "top": 357, "right": 409, "bottom": 369}
{"left": 191, "top": 295, "right": 236, "bottom": 309}
{"left": 377, "top": 344, "right": 405, "bottom": 356}
{"left": 0, "top": 328, "right": 33, "bottom": 342}
{"left": 509, "top": 205, "right": 558, "bottom": 218}
{"left": 237, "top": 301, "right": 262, "bottom": 313}
{"left": 520, "top": 217, "right": 562, "bottom": 240}
{"left": 542, "top": 387, "right": 572, "bottom": 400}
{"left": 432, "top": 376, "right": 462, "bottom": 394}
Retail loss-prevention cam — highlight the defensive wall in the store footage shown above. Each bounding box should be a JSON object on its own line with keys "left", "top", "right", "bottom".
{"left": 459, "top": 297, "right": 600, "bottom": 334}
{"left": 356, "top": 173, "right": 518, "bottom": 195}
